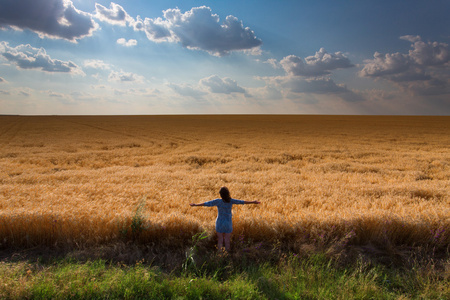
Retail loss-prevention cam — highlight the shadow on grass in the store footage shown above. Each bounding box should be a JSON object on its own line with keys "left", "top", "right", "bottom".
{"left": 254, "top": 271, "right": 292, "bottom": 300}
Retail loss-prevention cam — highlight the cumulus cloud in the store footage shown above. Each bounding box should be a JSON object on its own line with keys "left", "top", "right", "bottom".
{"left": 401, "top": 78, "right": 450, "bottom": 96}
{"left": 359, "top": 52, "right": 411, "bottom": 78}
{"left": 95, "top": 2, "right": 132, "bottom": 26}
{"left": 264, "top": 58, "right": 280, "bottom": 69}
{"left": 280, "top": 48, "right": 354, "bottom": 77}
{"left": 200, "top": 75, "right": 246, "bottom": 94}
{"left": 0, "top": 42, "right": 84, "bottom": 75}
{"left": 0, "top": 0, "right": 97, "bottom": 41}
{"left": 401, "top": 35, "right": 450, "bottom": 66}
{"left": 142, "top": 17, "right": 173, "bottom": 41}
{"left": 262, "top": 76, "right": 364, "bottom": 102}
{"left": 117, "top": 38, "right": 137, "bottom": 47}
{"left": 260, "top": 47, "right": 362, "bottom": 102}
{"left": 84, "top": 59, "right": 111, "bottom": 70}
{"left": 132, "top": 16, "right": 145, "bottom": 31}
{"left": 248, "top": 85, "right": 283, "bottom": 101}
{"left": 360, "top": 36, "right": 450, "bottom": 95}
{"left": 48, "top": 90, "right": 65, "bottom": 98}
{"left": 19, "top": 90, "right": 30, "bottom": 97}
{"left": 108, "top": 70, "right": 144, "bottom": 83}
{"left": 168, "top": 83, "right": 207, "bottom": 98}
{"left": 140, "top": 6, "right": 262, "bottom": 56}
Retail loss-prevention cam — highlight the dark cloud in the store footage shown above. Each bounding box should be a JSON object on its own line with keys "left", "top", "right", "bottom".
{"left": 360, "top": 36, "right": 450, "bottom": 95}
{"left": 142, "top": 6, "right": 262, "bottom": 56}
{"left": 200, "top": 75, "right": 245, "bottom": 94}
{"left": 0, "top": 42, "right": 84, "bottom": 74}
{"left": 280, "top": 48, "right": 354, "bottom": 77}
{"left": 0, "top": 0, "right": 97, "bottom": 41}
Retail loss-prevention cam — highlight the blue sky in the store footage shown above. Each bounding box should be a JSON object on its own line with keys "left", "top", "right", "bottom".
{"left": 0, "top": 0, "right": 449, "bottom": 115}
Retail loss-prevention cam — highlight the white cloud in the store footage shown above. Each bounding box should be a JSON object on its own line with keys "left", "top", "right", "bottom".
{"left": 400, "top": 35, "right": 421, "bottom": 43}
{"left": 247, "top": 85, "right": 283, "bottom": 102}
{"left": 90, "top": 85, "right": 107, "bottom": 90}
{"left": 243, "top": 46, "right": 263, "bottom": 56}
{"left": 108, "top": 70, "right": 144, "bottom": 83}
{"left": 401, "top": 78, "right": 450, "bottom": 96}
{"left": 84, "top": 59, "right": 111, "bottom": 70}
{"left": 259, "top": 47, "right": 362, "bottom": 102}
{"left": 0, "top": 77, "right": 5, "bottom": 83}
{"left": 19, "top": 90, "right": 30, "bottom": 97}
{"left": 143, "top": 17, "right": 173, "bottom": 42}
{"left": 47, "top": 90, "right": 65, "bottom": 98}
{"left": 401, "top": 35, "right": 450, "bottom": 66}
{"left": 95, "top": 2, "right": 132, "bottom": 26}
{"left": 132, "top": 16, "right": 145, "bottom": 31}
{"left": 359, "top": 52, "right": 411, "bottom": 78}
{"left": 264, "top": 58, "right": 280, "bottom": 69}
{"left": 136, "top": 88, "right": 161, "bottom": 97}
{"left": 280, "top": 48, "right": 354, "bottom": 77}
{"left": 117, "top": 38, "right": 137, "bottom": 47}
{"left": 0, "top": 0, "right": 97, "bottom": 41}
{"left": 0, "top": 42, "right": 84, "bottom": 75}
{"left": 4, "top": 87, "right": 35, "bottom": 97}
{"left": 261, "top": 76, "right": 364, "bottom": 102}
{"left": 142, "top": 6, "right": 262, "bottom": 56}
{"left": 168, "top": 83, "right": 207, "bottom": 99}
{"left": 200, "top": 75, "right": 246, "bottom": 94}
{"left": 360, "top": 36, "right": 450, "bottom": 95}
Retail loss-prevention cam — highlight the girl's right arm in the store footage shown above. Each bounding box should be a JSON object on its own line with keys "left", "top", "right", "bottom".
{"left": 191, "top": 199, "right": 218, "bottom": 207}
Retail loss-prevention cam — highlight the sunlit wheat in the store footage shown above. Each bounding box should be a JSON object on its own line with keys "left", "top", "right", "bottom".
{"left": 0, "top": 115, "right": 449, "bottom": 250}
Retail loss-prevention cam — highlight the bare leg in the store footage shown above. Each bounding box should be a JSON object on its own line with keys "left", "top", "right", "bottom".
{"left": 216, "top": 232, "right": 224, "bottom": 250}
{"left": 224, "top": 233, "right": 231, "bottom": 252}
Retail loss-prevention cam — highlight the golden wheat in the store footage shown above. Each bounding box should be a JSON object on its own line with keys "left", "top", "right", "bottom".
{"left": 0, "top": 115, "right": 449, "bottom": 250}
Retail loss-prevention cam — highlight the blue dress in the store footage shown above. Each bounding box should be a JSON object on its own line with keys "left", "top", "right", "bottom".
{"left": 203, "top": 198, "right": 245, "bottom": 233}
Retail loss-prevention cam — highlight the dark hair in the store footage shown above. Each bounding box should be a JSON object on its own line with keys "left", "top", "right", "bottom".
{"left": 219, "top": 186, "right": 231, "bottom": 203}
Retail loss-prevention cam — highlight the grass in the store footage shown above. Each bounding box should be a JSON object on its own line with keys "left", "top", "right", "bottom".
{"left": 0, "top": 249, "right": 448, "bottom": 299}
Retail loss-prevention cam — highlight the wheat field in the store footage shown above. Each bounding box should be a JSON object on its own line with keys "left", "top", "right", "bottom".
{"left": 0, "top": 115, "right": 449, "bottom": 252}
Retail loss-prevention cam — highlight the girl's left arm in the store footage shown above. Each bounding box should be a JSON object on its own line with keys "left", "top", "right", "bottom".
{"left": 189, "top": 202, "right": 205, "bottom": 207}
{"left": 243, "top": 200, "right": 260, "bottom": 204}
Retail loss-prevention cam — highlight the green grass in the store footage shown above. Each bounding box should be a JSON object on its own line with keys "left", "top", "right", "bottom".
{"left": 1, "top": 250, "right": 448, "bottom": 300}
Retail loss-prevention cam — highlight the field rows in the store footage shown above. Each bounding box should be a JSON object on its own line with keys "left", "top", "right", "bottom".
{"left": 0, "top": 115, "right": 449, "bottom": 251}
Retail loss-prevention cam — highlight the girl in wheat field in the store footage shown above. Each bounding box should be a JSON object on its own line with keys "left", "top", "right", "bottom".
{"left": 190, "top": 186, "right": 260, "bottom": 252}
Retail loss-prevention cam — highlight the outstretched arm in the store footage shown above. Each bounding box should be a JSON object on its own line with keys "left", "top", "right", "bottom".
{"left": 190, "top": 202, "right": 206, "bottom": 207}
{"left": 243, "top": 200, "right": 260, "bottom": 204}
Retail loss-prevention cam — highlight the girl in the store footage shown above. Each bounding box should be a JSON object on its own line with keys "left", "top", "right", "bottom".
{"left": 190, "top": 186, "right": 260, "bottom": 252}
